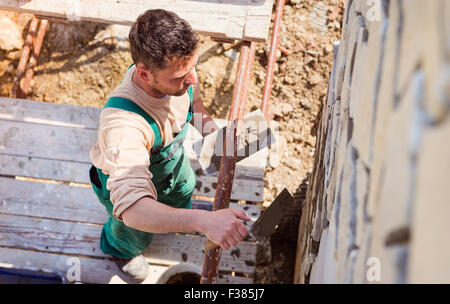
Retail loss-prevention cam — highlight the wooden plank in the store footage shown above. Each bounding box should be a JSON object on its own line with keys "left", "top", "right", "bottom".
{"left": 0, "top": 131, "right": 265, "bottom": 184}
{"left": 0, "top": 97, "right": 266, "bottom": 178}
{"left": 218, "top": 274, "right": 254, "bottom": 284}
{"left": 0, "top": 98, "right": 266, "bottom": 179}
{"left": 244, "top": 0, "right": 274, "bottom": 44}
{"left": 0, "top": 213, "right": 107, "bottom": 257}
{"left": 144, "top": 233, "right": 256, "bottom": 274}
{"left": 0, "top": 176, "right": 109, "bottom": 224}
{"left": 0, "top": 155, "right": 263, "bottom": 202}
{"left": 194, "top": 173, "right": 263, "bottom": 202}
{"left": 0, "top": 120, "right": 97, "bottom": 163}
{"left": 0, "top": 247, "right": 252, "bottom": 284}
{"left": 0, "top": 0, "right": 273, "bottom": 42}
{"left": 0, "top": 177, "right": 260, "bottom": 228}
{"left": 0, "top": 247, "right": 166, "bottom": 284}
{"left": 0, "top": 213, "right": 256, "bottom": 273}
{"left": 0, "top": 154, "right": 92, "bottom": 184}
{"left": 0, "top": 99, "right": 264, "bottom": 201}
{"left": 0, "top": 97, "right": 101, "bottom": 130}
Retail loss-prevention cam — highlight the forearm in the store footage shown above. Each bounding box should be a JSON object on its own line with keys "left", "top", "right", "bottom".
{"left": 122, "top": 196, "right": 208, "bottom": 234}
{"left": 122, "top": 195, "right": 251, "bottom": 250}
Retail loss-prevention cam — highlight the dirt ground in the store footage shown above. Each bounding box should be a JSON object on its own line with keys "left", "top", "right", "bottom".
{"left": 0, "top": 0, "right": 344, "bottom": 284}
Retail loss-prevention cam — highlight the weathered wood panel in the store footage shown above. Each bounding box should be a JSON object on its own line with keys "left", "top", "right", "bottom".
{"left": 0, "top": 246, "right": 163, "bottom": 284}
{"left": 0, "top": 177, "right": 260, "bottom": 228}
{"left": 0, "top": 0, "right": 273, "bottom": 42}
{"left": 143, "top": 233, "right": 256, "bottom": 274}
{"left": 0, "top": 154, "right": 263, "bottom": 204}
{"left": 0, "top": 97, "right": 101, "bottom": 129}
{"left": 0, "top": 120, "right": 97, "bottom": 162}
{"left": 0, "top": 213, "right": 257, "bottom": 273}
{"left": 0, "top": 98, "right": 265, "bottom": 201}
{"left": 0, "top": 97, "right": 266, "bottom": 177}
{"left": 0, "top": 247, "right": 253, "bottom": 283}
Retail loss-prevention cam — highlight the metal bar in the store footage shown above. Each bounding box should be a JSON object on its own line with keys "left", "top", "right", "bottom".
{"left": 200, "top": 40, "right": 255, "bottom": 284}
{"left": 261, "top": 0, "right": 286, "bottom": 120}
{"left": 11, "top": 16, "right": 39, "bottom": 98}
{"left": 22, "top": 18, "right": 48, "bottom": 95}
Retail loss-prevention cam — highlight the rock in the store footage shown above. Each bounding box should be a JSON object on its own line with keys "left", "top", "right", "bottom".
{"left": 300, "top": 98, "right": 312, "bottom": 109}
{"left": 254, "top": 70, "right": 265, "bottom": 83}
{"left": 310, "top": 1, "right": 330, "bottom": 33}
{"left": 6, "top": 50, "right": 21, "bottom": 60}
{"left": 273, "top": 63, "right": 279, "bottom": 74}
{"left": 272, "top": 105, "right": 283, "bottom": 118}
{"left": 0, "top": 16, "right": 23, "bottom": 51}
{"left": 306, "top": 50, "right": 320, "bottom": 57}
{"left": 283, "top": 75, "right": 294, "bottom": 85}
{"left": 308, "top": 73, "right": 322, "bottom": 86}
{"left": 5, "top": 64, "right": 15, "bottom": 74}
{"left": 292, "top": 61, "right": 304, "bottom": 75}
{"left": 305, "top": 55, "right": 316, "bottom": 66}
{"left": 294, "top": 41, "right": 304, "bottom": 53}
{"left": 275, "top": 49, "right": 282, "bottom": 61}
{"left": 94, "top": 24, "right": 130, "bottom": 49}
{"left": 281, "top": 103, "right": 294, "bottom": 115}
{"left": 285, "top": 157, "right": 302, "bottom": 170}
{"left": 323, "top": 44, "right": 334, "bottom": 55}
{"left": 279, "top": 63, "right": 287, "bottom": 74}
{"left": 284, "top": 132, "right": 294, "bottom": 143}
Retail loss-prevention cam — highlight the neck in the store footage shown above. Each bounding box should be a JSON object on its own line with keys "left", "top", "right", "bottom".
{"left": 132, "top": 71, "right": 167, "bottom": 98}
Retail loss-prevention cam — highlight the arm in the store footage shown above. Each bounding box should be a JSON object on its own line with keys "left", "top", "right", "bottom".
{"left": 98, "top": 109, "right": 249, "bottom": 250}
{"left": 122, "top": 196, "right": 250, "bottom": 250}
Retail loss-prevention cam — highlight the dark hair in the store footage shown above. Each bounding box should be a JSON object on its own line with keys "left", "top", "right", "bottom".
{"left": 129, "top": 9, "right": 198, "bottom": 72}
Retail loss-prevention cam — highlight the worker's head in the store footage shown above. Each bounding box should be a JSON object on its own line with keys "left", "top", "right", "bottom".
{"left": 129, "top": 9, "right": 199, "bottom": 97}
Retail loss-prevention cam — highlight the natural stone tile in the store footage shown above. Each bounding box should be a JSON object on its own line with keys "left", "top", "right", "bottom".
{"left": 409, "top": 118, "right": 450, "bottom": 283}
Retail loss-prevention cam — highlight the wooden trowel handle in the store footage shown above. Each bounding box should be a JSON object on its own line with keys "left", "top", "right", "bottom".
{"left": 202, "top": 240, "right": 220, "bottom": 251}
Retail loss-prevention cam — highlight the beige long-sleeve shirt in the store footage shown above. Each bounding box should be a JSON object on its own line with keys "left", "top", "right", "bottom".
{"left": 89, "top": 65, "right": 200, "bottom": 221}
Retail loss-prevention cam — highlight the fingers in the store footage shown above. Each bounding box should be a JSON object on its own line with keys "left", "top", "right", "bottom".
{"left": 230, "top": 208, "right": 251, "bottom": 222}
{"left": 223, "top": 220, "right": 249, "bottom": 251}
{"left": 219, "top": 239, "right": 231, "bottom": 251}
{"left": 209, "top": 208, "right": 251, "bottom": 251}
{"left": 236, "top": 221, "right": 249, "bottom": 239}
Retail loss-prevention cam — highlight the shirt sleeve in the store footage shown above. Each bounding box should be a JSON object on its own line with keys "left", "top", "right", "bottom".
{"left": 92, "top": 108, "right": 158, "bottom": 222}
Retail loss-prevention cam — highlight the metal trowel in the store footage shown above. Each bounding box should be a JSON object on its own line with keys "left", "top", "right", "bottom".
{"left": 202, "top": 188, "right": 295, "bottom": 251}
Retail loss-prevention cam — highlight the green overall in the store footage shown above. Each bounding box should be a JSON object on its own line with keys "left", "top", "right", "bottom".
{"left": 89, "top": 85, "right": 197, "bottom": 259}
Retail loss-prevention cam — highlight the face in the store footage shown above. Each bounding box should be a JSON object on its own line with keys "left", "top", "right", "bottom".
{"left": 135, "top": 53, "right": 198, "bottom": 97}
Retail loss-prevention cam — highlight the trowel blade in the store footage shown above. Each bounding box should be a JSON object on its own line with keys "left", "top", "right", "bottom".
{"left": 247, "top": 188, "right": 295, "bottom": 244}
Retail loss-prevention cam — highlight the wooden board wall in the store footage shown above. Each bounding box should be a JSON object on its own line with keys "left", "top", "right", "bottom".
{"left": 0, "top": 0, "right": 274, "bottom": 42}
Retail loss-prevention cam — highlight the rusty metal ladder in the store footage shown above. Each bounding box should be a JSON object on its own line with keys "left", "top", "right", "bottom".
{"left": 200, "top": 0, "right": 286, "bottom": 284}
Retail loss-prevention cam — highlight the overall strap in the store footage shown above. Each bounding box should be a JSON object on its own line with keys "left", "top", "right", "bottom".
{"left": 104, "top": 96, "right": 164, "bottom": 152}
{"left": 186, "top": 85, "right": 194, "bottom": 122}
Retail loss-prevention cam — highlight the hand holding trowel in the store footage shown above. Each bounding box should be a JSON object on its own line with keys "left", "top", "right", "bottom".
{"left": 202, "top": 188, "right": 295, "bottom": 251}
{"left": 193, "top": 109, "right": 276, "bottom": 175}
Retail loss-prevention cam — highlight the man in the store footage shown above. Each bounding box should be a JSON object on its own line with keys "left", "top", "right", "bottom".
{"left": 89, "top": 9, "right": 250, "bottom": 282}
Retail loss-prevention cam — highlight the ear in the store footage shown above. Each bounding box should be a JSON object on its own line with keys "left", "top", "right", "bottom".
{"left": 135, "top": 63, "right": 153, "bottom": 83}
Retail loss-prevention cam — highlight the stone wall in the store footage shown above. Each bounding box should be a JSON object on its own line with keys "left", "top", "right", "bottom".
{"left": 294, "top": 0, "right": 450, "bottom": 284}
